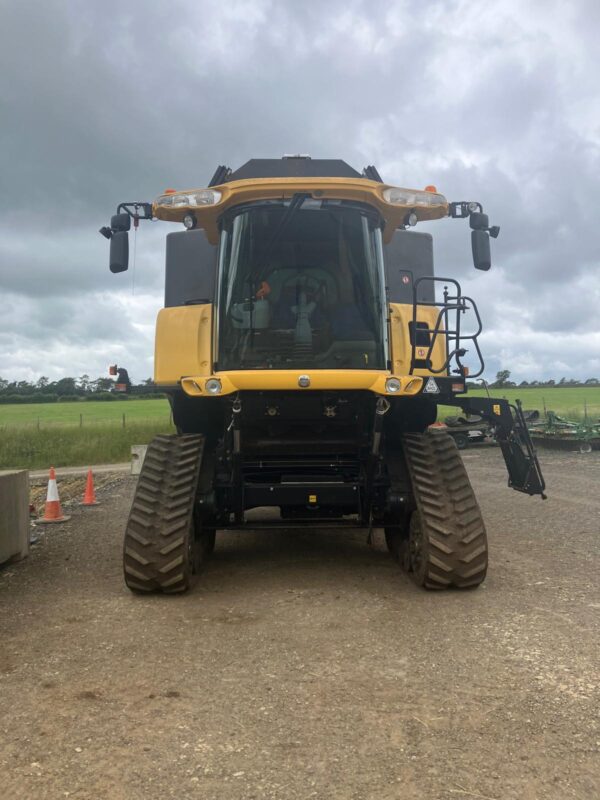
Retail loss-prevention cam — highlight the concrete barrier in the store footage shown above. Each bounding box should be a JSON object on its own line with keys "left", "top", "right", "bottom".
{"left": 131, "top": 445, "right": 148, "bottom": 476}
{"left": 0, "top": 470, "right": 29, "bottom": 564}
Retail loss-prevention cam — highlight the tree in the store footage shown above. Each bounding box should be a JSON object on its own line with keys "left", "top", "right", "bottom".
{"left": 92, "top": 377, "right": 114, "bottom": 392}
{"left": 78, "top": 374, "right": 91, "bottom": 393}
{"left": 16, "top": 380, "right": 35, "bottom": 394}
{"left": 36, "top": 376, "right": 49, "bottom": 389}
{"left": 493, "top": 370, "right": 511, "bottom": 388}
{"left": 55, "top": 377, "right": 77, "bottom": 396}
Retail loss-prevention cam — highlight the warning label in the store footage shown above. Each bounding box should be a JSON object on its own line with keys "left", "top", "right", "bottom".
{"left": 423, "top": 377, "right": 440, "bottom": 394}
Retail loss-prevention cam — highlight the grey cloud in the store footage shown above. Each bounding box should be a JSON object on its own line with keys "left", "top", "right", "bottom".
{"left": 0, "top": 0, "right": 598, "bottom": 382}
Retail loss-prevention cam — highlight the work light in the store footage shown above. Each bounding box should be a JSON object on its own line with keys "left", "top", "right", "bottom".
{"left": 382, "top": 187, "right": 446, "bottom": 207}
{"left": 205, "top": 378, "right": 222, "bottom": 394}
{"left": 156, "top": 189, "right": 222, "bottom": 208}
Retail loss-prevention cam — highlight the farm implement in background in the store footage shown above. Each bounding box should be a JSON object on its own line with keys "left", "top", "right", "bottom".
{"left": 528, "top": 410, "right": 600, "bottom": 453}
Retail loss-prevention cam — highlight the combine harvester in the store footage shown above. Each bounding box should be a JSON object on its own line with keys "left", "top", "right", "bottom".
{"left": 100, "top": 156, "right": 545, "bottom": 593}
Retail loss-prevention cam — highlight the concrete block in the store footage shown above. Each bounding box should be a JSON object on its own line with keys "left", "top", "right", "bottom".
{"left": 131, "top": 444, "right": 148, "bottom": 476}
{"left": 0, "top": 470, "right": 29, "bottom": 564}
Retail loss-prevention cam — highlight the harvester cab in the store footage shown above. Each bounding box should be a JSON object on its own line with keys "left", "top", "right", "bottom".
{"left": 101, "top": 155, "right": 545, "bottom": 594}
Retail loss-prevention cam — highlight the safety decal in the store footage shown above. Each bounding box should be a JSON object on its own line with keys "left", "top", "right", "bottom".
{"left": 423, "top": 377, "right": 440, "bottom": 394}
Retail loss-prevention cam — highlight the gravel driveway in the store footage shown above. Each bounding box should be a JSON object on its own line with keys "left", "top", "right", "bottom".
{"left": 1, "top": 448, "right": 598, "bottom": 799}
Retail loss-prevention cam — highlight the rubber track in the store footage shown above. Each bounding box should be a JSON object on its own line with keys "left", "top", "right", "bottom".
{"left": 402, "top": 428, "right": 488, "bottom": 589}
{"left": 123, "top": 434, "right": 204, "bottom": 593}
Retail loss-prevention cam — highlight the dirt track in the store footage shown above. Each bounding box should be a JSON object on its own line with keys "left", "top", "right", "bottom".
{"left": 1, "top": 448, "right": 599, "bottom": 799}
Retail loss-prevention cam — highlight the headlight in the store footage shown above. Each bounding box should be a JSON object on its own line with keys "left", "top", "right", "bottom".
{"left": 156, "top": 189, "right": 222, "bottom": 208}
{"left": 385, "top": 377, "right": 401, "bottom": 393}
{"left": 205, "top": 378, "right": 222, "bottom": 394}
{"left": 382, "top": 187, "right": 447, "bottom": 207}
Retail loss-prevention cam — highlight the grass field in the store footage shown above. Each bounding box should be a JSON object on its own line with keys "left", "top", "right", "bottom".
{"left": 0, "top": 421, "right": 176, "bottom": 470}
{"left": 0, "top": 399, "right": 174, "bottom": 469}
{"left": 0, "top": 388, "right": 598, "bottom": 470}
{"left": 440, "top": 386, "right": 600, "bottom": 421}
{"left": 0, "top": 398, "right": 172, "bottom": 426}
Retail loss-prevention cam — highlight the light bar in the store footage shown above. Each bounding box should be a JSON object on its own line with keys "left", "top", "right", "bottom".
{"left": 155, "top": 189, "right": 222, "bottom": 209}
{"left": 382, "top": 186, "right": 447, "bottom": 208}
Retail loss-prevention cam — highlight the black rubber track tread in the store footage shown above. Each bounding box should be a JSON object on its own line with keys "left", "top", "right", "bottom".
{"left": 402, "top": 428, "right": 488, "bottom": 589}
{"left": 123, "top": 434, "right": 204, "bottom": 594}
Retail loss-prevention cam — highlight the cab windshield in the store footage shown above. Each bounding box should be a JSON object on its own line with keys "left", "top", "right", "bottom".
{"left": 216, "top": 198, "right": 387, "bottom": 370}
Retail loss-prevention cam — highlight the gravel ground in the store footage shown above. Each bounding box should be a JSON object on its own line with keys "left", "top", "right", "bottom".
{"left": 1, "top": 448, "right": 599, "bottom": 800}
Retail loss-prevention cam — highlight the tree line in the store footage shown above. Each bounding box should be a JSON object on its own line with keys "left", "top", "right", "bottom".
{"left": 0, "top": 370, "right": 598, "bottom": 404}
{"left": 467, "top": 370, "right": 600, "bottom": 390}
{"left": 0, "top": 375, "right": 160, "bottom": 404}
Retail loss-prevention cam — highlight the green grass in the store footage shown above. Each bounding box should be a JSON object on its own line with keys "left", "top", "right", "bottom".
{"left": 0, "top": 420, "right": 175, "bottom": 470}
{"left": 0, "top": 388, "right": 598, "bottom": 470}
{"left": 439, "top": 386, "right": 600, "bottom": 421}
{"left": 0, "top": 398, "right": 171, "bottom": 427}
{"left": 0, "top": 398, "right": 174, "bottom": 469}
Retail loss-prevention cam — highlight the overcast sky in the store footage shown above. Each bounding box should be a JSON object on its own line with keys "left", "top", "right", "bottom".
{"left": 1, "top": 0, "right": 598, "bottom": 383}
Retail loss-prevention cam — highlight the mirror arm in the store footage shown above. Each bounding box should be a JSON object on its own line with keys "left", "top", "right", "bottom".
{"left": 100, "top": 202, "right": 153, "bottom": 242}
{"left": 116, "top": 202, "right": 153, "bottom": 221}
{"left": 449, "top": 201, "right": 482, "bottom": 218}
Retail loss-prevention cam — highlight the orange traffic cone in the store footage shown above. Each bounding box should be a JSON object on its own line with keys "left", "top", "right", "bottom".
{"left": 82, "top": 469, "right": 100, "bottom": 506}
{"left": 38, "top": 467, "right": 71, "bottom": 524}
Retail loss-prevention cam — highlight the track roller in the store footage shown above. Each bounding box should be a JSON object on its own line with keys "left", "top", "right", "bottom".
{"left": 123, "top": 434, "right": 206, "bottom": 594}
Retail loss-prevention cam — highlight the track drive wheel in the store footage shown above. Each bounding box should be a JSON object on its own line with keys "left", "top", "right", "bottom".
{"left": 123, "top": 434, "right": 205, "bottom": 594}
{"left": 402, "top": 429, "right": 488, "bottom": 589}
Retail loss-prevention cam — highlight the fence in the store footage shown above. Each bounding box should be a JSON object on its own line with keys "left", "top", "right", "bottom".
{"left": 0, "top": 413, "right": 174, "bottom": 430}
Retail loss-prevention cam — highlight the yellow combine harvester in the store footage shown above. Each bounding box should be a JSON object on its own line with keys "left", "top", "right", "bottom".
{"left": 101, "top": 156, "right": 545, "bottom": 593}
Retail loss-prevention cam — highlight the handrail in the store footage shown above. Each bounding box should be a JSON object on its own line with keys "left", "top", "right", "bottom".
{"left": 409, "top": 277, "right": 485, "bottom": 378}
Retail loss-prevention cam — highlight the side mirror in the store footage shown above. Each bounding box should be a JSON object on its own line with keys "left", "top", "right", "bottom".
{"left": 469, "top": 212, "right": 489, "bottom": 231}
{"left": 472, "top": 229, "right": 491, "bottom": 271}
{"left": 111, "top": 213, "right": 131, "bottom": 232}
{"left": 110, "top": 231, "right": 129, "bottom": 273}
